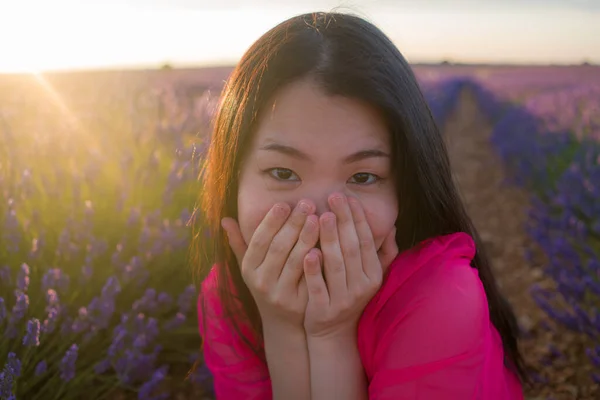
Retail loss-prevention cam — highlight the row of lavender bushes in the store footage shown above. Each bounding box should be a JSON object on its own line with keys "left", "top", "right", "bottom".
{"left": 465, "top": 79, "right": 600, "bottom": 383}
{"left": 0, "top": 76, "right": 463, "bottom": 399}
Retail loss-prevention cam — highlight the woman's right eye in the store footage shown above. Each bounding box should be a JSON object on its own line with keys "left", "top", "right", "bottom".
{"left": 264, "top": 167, "right": 299, "bottom": 182}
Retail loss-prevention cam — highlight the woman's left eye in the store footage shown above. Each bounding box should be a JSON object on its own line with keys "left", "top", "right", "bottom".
{"left": 352, "top": 172, "right": 381, "bottom": 185}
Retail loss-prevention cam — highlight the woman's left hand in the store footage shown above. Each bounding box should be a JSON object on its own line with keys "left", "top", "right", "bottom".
{"left": 303, "top": 193, "right": 398, "bottom": 339}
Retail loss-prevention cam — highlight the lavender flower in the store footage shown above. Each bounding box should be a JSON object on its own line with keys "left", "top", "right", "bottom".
{"left": 137, "top": 365, "right": 170, "bottom": 400}
{"left": 46, "top": 289, "right": 59, "bottom": 309}
{"left": 164, "top": 312, "right": 185, "bottom": 331}
{"left": 41, "top": 268, "right": 70, "bottom": 294}
{"left": 4, "top": 353, "right": 21, "bottom": 378}
{"left": 17, "top": 262, "right": 30, "bottom": 292}
{"left": 156, "top": 292, "right": 172, "bottom": 309}
{"left": 59, "top": 344, "right": 78, "bottom": 382}
{"left": 42, "top": 307, "right": 60, "bottom": 334}
{"left": 34, "top": 360, "right": 47, "bottom": 376}
{"left": 6, "top": 290, "right": 29, "bottom": 338}
{"left": 23, "top": 318, "right": 41, "bottom": 347}
{"left": 177, "top": 284, "right": 196, "bottom": 314}
{"left": 0, "top": 297, "right": 6, "bottom": 325}
{"left": 132, "top": 288, "right": 158, "bottom": 313}
{"left": 94, "top": 358, "right": 111, "bottom": 375}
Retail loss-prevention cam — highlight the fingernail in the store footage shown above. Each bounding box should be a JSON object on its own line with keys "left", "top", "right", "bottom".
{"left": 298, "top": 201, "right": 311, "bottom": 214}
{"left": 331, "top": 195, "right": 344, "bottom": 207}
{"left": 323, "top": 216, "right": 335, "bottom": 227}
{"left": 275, "top": 204, "right": 288, "bottom": 216}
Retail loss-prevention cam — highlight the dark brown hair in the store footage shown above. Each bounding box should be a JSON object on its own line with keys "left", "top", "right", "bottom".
{"left": 191, "top": 11, "right": 528, "bottom": 384}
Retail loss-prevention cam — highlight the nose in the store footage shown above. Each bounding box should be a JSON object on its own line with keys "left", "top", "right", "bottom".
{"left": 299, "top": 189, "right": 348, "bottom": 217}
{"left": 313, "top": 198, "right": 332, "bottom": 217}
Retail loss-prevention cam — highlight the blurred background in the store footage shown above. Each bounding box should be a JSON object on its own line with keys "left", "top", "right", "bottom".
{"left": 0, "top": 0, "right": 599, "bottom": 72}
{"left": 0, "top": 1, "right": 599, "bottom": 400}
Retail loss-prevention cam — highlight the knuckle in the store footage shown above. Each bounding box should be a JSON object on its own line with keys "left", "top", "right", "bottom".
{"left": 337, "top": 299, "right": 352, "bottom": 312}
{"left": 345, "top": 242, "right": 361, "bottom": 258}
{"left": 330, "top": 261, "right": 345, "bottom": 273}
{"left": 253, "top": 276, "right": 270, "bottom": 294}
{"left": 268, "top": 293, "right": 284, "bottom": 308}
{"left": 269, "top": 238, "right": 287, "bottom": 255}
{"left": 252, "top": 235, "right": 269, "bottom": 250}
{"left": 359, "top": 237, "right": 372, "bottom": 250}
{"left": 309, "top": 285, "right": 324, "bottom": 296}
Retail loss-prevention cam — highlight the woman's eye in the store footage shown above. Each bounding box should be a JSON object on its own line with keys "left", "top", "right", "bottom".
{"left": 349, "top": 173, "right": 380, "bottom": 185}
{"left": 266, "top": 168, "right": 299, "bottom": 181}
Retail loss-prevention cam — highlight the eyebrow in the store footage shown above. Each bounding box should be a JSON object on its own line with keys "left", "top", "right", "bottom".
{"left": 258, "top": 142, "right": 390, "bottom": 164}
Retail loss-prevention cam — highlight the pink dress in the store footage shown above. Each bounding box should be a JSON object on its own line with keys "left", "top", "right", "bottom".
{"left": 197, "top": 232, "right": 524, "bottom": 399}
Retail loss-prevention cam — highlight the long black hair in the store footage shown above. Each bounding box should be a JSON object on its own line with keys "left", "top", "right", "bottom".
{"left": 192, "top": 11, "right": 529, "bottom": 385}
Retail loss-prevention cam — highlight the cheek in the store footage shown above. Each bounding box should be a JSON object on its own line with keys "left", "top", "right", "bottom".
{"left": 236, "top": 174, "right": 278, "bottom": 246}
{"left": 237, "top": 202, "right": 271, "bottom": 245}
{"left": 363, "top": 202, "right": 397, "bottom": 250}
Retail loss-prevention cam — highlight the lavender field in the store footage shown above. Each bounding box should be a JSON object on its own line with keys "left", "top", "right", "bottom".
{"left": 0, "top": 65, "right": 599, "bottom": 399}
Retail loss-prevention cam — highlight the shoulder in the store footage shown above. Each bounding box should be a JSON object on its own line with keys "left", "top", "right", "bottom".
{"left": 369, "top": 233, "right": 489, "bottom": 355}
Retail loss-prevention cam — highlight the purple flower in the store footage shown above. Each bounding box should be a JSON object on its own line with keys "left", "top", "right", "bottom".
{"left": 94, "top": 358, "right": 111, "bottom": 375}
{"left": 164, "top": 312, "right": 186, "bottom": 331}
{"left": 23, "top": 318, "right": 41, "bottom": 346}
{"left": 157, "top": 292, "right": 172, "bottom": 309}
{"left": 0, "top": 371, "right": 14, "bottom": 398}
{"left": 42, "top": 307, "right": 60, "bottom": 334}
{"left": 46, "top": 289, "right": 59, "bottom": 309}
{"left": 132, "top": 288, "right": 158, "bottom": 314}
{"left": 11, "top": 290, "right": 29, "bottom": 322}
{"left": 101, "top": 276, "right": 121, "bottom": 299}
{"left": 41, "top": 268, "right": 70, "bottom": 294}
{"left": 80, "top": 263, "right": 93, "bottom": 284}
{"left": 0, "top": 297, "right": 6, "bottom": 324}
{"left": 59, "top": 344, "right": 78, "bottom": 382}
{"left": 177, "top": 284, "right": 196, "bottom": 314}
{"left": 17, "top": 263, "right": 30, "bottom": 292}
{"left": 4, "top": 353, "right": 21, "bottom": 378}
{"left": 87, "top": 296, "right": 115, "bottom": 330}
{"left": 71, "top": 307, "right": 90, "bottom": 334}
{"left": 34, "top": 360, "right": 47, "bottom": 376}
{"left": 138, "top": 365, "right": 170, "bottom": 400}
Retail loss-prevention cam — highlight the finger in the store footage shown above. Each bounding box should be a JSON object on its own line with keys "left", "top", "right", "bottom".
{"left": 260, "top": 200, "right": 314, "bottom": 280}
{"left": 347, "top": 196, "right": 381, "bottom": 283}
{"left": 279, "top": 213, "right": 319, "bottom": 289}
{"left": 304, "top": 248, "right": 329, "bottom": 305}
{"left": 319, "top": 211, "right": 347, "bottom": 299}
{"left": 221, "top": 217, "right": 248, "bottom": 267}
{"left": 244, "top": 203, "right": 291, "bottom": 272}
{"left": 297, "top": 274, "right": 308, "bottom": 308}
{"left": 329, "top": 193, "right": 362, "bottom": 292}
{"left": 377, "top": 226, "right": 399, "bottom": 271}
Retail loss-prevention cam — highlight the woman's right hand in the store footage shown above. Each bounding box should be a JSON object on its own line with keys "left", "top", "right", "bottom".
{"left": 221, "top": 200, "right": 321, "bottom": 329}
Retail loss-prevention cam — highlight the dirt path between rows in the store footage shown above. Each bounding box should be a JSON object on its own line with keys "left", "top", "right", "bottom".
{"left": 443, "top": 89, "right": 599, "bottom": 400}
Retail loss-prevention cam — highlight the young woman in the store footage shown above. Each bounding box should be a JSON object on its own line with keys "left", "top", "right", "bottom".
{"left": 193, "top": 11, "right": 527, "bottom": 400}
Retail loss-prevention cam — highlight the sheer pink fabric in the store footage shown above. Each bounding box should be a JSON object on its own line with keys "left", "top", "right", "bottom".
{"left": 197, "top": 232, "right": 524, "bottom": 399}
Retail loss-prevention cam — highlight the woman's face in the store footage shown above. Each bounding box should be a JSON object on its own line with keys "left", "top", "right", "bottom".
{"left": 236, "top": 78, "right": 398, "bottom": 254}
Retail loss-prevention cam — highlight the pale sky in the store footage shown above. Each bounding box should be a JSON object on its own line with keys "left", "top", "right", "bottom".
{"left": 0, "top": 0, "right": 599, "bottom": 72}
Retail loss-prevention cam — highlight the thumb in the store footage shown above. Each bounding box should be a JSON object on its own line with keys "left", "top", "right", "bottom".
{"left": 377, "top": 226, "right": 398, "bottom": 270}
{"left": 221, "top": 217, "right": 248, "bottom": 267}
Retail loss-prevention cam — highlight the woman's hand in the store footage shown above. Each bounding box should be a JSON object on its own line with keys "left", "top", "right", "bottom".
{"left": 221, "top": 200, "right": 319, "bottom": 329}
{"left": 303, "top": 193, "right": 398, "bottom": 339}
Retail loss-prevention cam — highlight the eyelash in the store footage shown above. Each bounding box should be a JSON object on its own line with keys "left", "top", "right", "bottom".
{"left": 262, "top": 167, "right": 383, "bottom": 186}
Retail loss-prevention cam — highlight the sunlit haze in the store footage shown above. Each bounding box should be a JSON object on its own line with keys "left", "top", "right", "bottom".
{"left": 0, "top": 0, "right": 599, "bottom": 72}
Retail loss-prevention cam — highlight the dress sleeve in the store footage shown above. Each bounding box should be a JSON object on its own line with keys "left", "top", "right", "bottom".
{"left": 197, "top": 267, "right": 272, "bottom": 400}
{"left": 369, "top": 261, "right": 491, "bottom": 400}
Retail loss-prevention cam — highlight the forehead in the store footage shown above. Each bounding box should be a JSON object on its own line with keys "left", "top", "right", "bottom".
{"left": 253, "top": 79, "right": 390, "bottom": 152}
